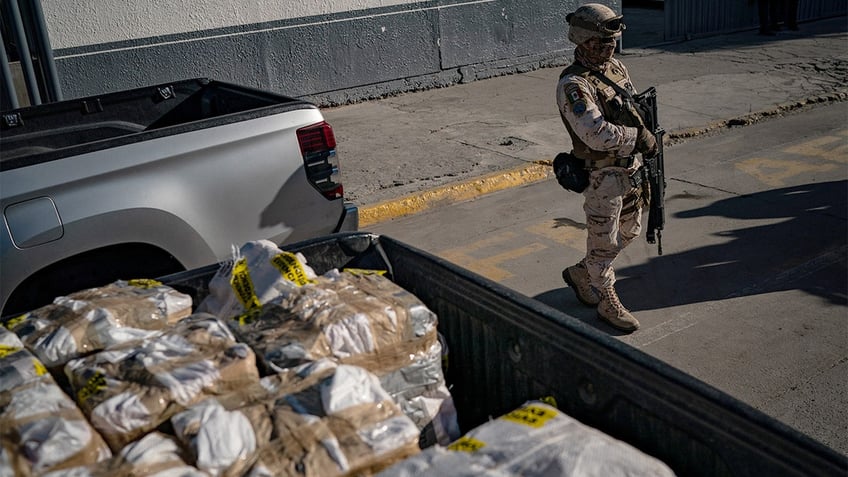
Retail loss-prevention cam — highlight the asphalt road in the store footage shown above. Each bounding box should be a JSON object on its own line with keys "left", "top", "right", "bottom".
{"left": 365, "top": 101, "right": 848, "bottom": 455}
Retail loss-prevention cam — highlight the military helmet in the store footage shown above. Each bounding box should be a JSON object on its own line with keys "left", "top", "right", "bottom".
{"left": 567, "top": 3, "right": 625, "bottom": 45}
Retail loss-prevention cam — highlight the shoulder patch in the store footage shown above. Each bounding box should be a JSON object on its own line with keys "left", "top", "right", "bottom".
{"left": 564, "top": 83, "right": 585, "bottom": 105}
{"left": 572, "top": 100, "right": 587, "bottom": 116}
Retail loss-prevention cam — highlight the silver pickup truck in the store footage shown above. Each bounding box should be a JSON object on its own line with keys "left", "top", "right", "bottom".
{"left": 0, "top": 78, "right": 358, "bottom": 316}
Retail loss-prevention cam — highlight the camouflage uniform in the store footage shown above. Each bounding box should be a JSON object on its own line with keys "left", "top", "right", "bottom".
{"left": 556, "top": 4, "right": 657, "bottom": 332}
{"left": 557, "top": 58, "right": 643, "bottom": 291}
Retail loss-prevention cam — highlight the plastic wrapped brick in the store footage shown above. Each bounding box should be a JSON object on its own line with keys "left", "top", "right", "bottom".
{"left": 247, "top": 362, "right": 421, "bottom": 477}
{"left": 65, "top": 313, "right": 260, "bottom": 451}
{"left": 171, "top": 360, "right": 420, "bottom": 477}
{"left": 377, "top": 401, "right": 677, "bottom": 477}
{"left": 171, "top": 398, "right": 272, "bottom": 477}
{"left": 377, "top": 340, "right": 460, "bottom": 448}
{"left": 230, "top": 269, "right": 438, "bottom": 372}
{"left": 197, "top": 240, "right": 317, "bottom": 319}
{"left": 41, "top": 432, "right": 208, "bottom": 477}
{"left": 0, "top": 327, "right": 52, "bottom": 393}
{"left": 2, "top": 279, "right": 192, "bottom": 368}
{"left": 0, "top": 377, "right": 112, "bottom": 475}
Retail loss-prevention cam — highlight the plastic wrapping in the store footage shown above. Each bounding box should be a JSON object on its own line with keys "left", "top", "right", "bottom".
{"left": 2, "top": 280, "right": 192, "bottom": 368}
{"left": 0, "top": 377, "right": 112, "bottom": 475}
{"left": 226, "top": 269, "right": 459, "bottom": 446}
{"left": 41, "top": 432, "right": 208, "bottom": 477}
{"left": 171, "top": 360, "right": 421, "bottom": 477}
{"left": 171, "top": 398, "right": 269, "bottom": 477}
{"left": 198, "top": 240, "right": 317, "bottom": 319}
{"left": 378, "top": 401, "right": 677, "bottom": 477}
{"left": 231, "top": 270, "right": 438, "bottom": 372}
{"left": 0, "top": 327, "right": 50, "bottom": 393}
{"left": 65, "top": 313, "right": 260, "bottom": 451}
{"left": 249, "top": 362, "right": 421, "bottom": 477}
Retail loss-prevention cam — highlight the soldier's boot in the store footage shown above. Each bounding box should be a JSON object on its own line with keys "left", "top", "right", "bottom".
{"left": 562, "top": 261, "right": 600, "bottom": 306}
{"left": 597, "top": 286, "right": 640, "bottom": 332}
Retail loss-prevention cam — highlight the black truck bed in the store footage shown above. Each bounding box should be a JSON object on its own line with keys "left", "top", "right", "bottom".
{"left": 159, "top": 232, "right": 847, "bottom": 477}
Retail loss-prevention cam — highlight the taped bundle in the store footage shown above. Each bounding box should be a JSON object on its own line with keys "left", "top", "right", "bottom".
{"left": 198, "top": 240, "right": 317, "bottom": 319}
{"left": 2, "top": 279, "right": 192, "bottom": 368}
{"left": 64, "top": 313, "right": 260, "bottom": 451}
{"left": 0, "top": 372, "right": 112, "bottom": 475}
{"left": 41, "top": 432, "right": 207, "bottom": 477}
{"left": 378, "top": 401, "right": 677, "bottom": 477}
{"left": 171, "top": 360, "right": 420, "bottom": 477}
{"left": 0, "top": 326, "right": 48, "bottom": 393}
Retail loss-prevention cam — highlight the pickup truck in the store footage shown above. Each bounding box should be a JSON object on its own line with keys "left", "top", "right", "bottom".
{"left": 0, "top": 78, "right": 358, "bottom": 317}
{"left": 1, "top": 232, "right": 845, "bottom": 475}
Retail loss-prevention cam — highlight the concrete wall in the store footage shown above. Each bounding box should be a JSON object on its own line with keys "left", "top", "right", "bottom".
{"left": 664, "top": 0, "right": 847, "bottom": 41}
{"left": 46, "top": 0, "right": 609, "bottom": 106}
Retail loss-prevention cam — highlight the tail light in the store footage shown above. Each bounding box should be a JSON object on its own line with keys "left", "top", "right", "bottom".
{"left": 296, "top": 121, "right": 344, "bottom": 200}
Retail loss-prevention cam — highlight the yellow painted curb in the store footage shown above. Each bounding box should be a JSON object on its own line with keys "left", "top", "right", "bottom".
{"left": 360, "top": 161, "right": 553, "bottom": 227}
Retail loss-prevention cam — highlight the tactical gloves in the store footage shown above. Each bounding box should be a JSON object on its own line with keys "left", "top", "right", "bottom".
{"left": 636, "top": 127, "right": 658, "bottom": 157}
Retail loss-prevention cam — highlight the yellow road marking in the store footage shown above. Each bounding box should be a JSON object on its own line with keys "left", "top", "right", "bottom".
{"left": 736, "top": 158, "right": 837, "bottom": 187}
{"left": 440, "top": 231, "right": 548, "bottom": 280}
{"left": 784, "top": 131, "right": 848, "bottom": 163}
{"left": 526, "top": 220, "right": 585, "bottom": 249}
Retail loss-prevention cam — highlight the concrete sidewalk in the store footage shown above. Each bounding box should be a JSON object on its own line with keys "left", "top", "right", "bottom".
{"left": 322, "top": 15, "right": 847, "bottom": 226}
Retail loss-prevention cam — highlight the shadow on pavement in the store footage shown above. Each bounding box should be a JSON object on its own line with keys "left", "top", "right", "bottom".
{"left": 534, "top": 180, "right": 847, "bottom": 332}
{"left": 621, "top": 179, "right": 848, "bottom": 311}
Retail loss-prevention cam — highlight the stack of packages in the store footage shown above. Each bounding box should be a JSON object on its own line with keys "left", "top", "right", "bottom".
{"left": 64, "top": 313, "right": 260, "bottom": 451}
{"left": 377, "top": 401, "right": 677, "bottom": 477}
{"left": 0, "top": 326, "right": 112, "bottom": 475}
{"left": 2, "top": 279, "right": 192, "bottom": 369}
{"left": 169, "top": 359, "right": 421, "bottom": 476}
{"left": 198, "top": 240, "right": 460, "bottom": 449}
{"left": 1, "top": 280, "right": 194, "bottom": 476}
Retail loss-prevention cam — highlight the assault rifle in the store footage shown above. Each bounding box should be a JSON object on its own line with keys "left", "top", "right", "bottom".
{"left": 634, "top": 87, "right": 666, "bottom": 255}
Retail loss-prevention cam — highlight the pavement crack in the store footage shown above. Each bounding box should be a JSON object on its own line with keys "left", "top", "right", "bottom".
{"left": 668, "top": 178, "right": 742, "bottom": 196}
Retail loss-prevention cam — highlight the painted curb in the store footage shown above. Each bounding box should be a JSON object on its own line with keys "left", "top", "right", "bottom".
{"left": 359, "top": 91, "right": 848, "bottom": 227}
{"left": 360, "top": 162, "right": 553, "bottom": 226}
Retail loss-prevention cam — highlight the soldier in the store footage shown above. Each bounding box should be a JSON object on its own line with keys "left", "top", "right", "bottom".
{"left": 556, "top": 3, "right": 658, "bottom": 332}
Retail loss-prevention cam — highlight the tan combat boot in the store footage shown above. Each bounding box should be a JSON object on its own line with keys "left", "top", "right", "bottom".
{"left": 597, "top": 286, "right": 640, "bottom": 332}
{"left": 562, "top": 261, "right": 600, "bottom": 306}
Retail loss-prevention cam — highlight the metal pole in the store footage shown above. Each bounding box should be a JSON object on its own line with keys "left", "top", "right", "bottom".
{"left": 6, "top": 0, "right": 41, "bottom": 105}
{"left": 28, "top": 0, "right": 61, "bottom": 101}
{"left": 0, "top": 29, "right": 21, "bottom": 110}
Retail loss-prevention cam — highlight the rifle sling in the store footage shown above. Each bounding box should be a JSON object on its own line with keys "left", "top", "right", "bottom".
{"left": 590, "top": 70, "right": 635, "bottom": 101}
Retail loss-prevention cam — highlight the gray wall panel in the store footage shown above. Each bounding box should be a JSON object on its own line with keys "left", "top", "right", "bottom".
{"left": 55, "top": 10, "right": 441, "bottom": 101}
{"left": 437, "top": 0, "right": 577, "bottom": 68}
{"left": 52, "top": 1, "right": 596, "bottom": 106}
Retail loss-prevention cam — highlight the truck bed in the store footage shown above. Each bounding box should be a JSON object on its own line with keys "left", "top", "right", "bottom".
{"left": 160, "top": 232, "right": 847, "bottom": 477}
{"left": 0, "top": 78, "right": 315, "bottom": 169}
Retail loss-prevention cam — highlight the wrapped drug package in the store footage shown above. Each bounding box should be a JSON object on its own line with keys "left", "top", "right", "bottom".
{"left": 41, "top": 432, "right": 207, "bottom": 477}
{"left": 171, "top": 360, "right": 421, "bottom": 477}
{"left": 64, "top": 313, "right": 260, "bottom": 451}
{"left": 198, "top": 240, "right": 317, "bottom": 319}
{"left": 197, "top": 240, "right": 459, "bottom": 447}
{"left": 0, "top": 326, "right": 46, "bottom": 393}
{"left": 0, "top": 334, "right": 112, "bottom": 476}
{"left": 377, "top": 401, "right": 677, "bottom": 477}
{"left": 2, "top": 279, "right": 192, "bottom": 368}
